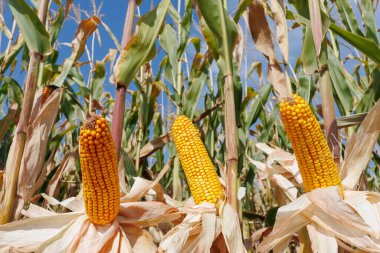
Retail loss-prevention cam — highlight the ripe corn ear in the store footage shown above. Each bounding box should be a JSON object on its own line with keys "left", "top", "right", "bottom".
{"left": 171, "top": 115, "right": 223, "bottom": 205}
{"left": 279, "top": 94, "right": 344, "bottom": 195}
{"left": 79, "top": 114, "right": 120, "bottom": 225}
{"left": 41, "top": 85, "right": 56, "bottom": 105}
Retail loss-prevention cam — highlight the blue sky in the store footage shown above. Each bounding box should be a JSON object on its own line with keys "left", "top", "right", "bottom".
{"left": 1, "top": 0, "right": 378, "bottom": 118}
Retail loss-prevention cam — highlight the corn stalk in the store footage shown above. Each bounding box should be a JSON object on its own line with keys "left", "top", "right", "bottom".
{"left": 111, "top": 0, "right": 136, "bottom": 159}
{"left": 0, "top": 0, "right": 50, "bottom": 224}
{"left": 218, "top": 3, "right": 239, "bottom": 209}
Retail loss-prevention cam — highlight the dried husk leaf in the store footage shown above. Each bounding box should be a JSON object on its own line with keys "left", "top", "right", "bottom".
{"left": 44, "top": 150, "right": 77, "bottom": 200}
{"left": 341, "top": 99, "right": 380, "bottom": 190}
{"left": 41, "top": 193, "right": 84, "bottom": 212}
{"left": 259, "top": 187, "right": 380, "bottom": 252}
{"left": 14, "top": 88, "right": 63, "bottom": 219}
{"left": 221, "top": 203, "right": 247, "bottom": 253}
{"left": 118, "top": 201, "right": 182, "bottom": 226}
{"left": 0, "top": 212, "right": 83, "bottom": 252}
{"left": 248, "top": 0, "right": 290, "bottom": 98}
{"left": 121, "top": 164, "right": 169, "bottom": 203}
{"left": 269, "top": 0, "right": 288, "bottom": 63}
{"left": 0, "top": 102, "right": 18, "bottom": 141}
{"left": 307, "top": 224, "right": 338, "bottom": 253}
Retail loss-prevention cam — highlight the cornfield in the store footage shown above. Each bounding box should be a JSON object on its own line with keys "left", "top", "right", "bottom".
{"left": 0, "top": 0, "right": 379, "bottom": 252}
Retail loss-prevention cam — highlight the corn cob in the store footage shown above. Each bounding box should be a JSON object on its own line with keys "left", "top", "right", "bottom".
{"left": 279, "top": 94, "right": 344, "bottom": 195}
{"left": 171, "top": 115, "right": 223, "bottom": 205}
{"left": 41, "top": 85, "right": 56, "bottom": 105}
{"left": 79, "top": 114, "right": 119, "bottom": 225}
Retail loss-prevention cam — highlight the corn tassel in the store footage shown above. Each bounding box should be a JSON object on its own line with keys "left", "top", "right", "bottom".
{"left": 279, "top": 94, "right": 344, "bottom": 195}
{"left": 79, "top": 114, "right": 120, "bottom": 225}
{"left": 171, "top": 115, "right": 223, "bottom": 205}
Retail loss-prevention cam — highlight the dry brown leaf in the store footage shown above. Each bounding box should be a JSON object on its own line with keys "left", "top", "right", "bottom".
{"left": 72, "top": 16, "right": 101, "bottom": 61}
{"left": 233, "top": 24, "right": 244, "bottom": 70}
{"left": 341, "top": 99, "right": 380, "bottom": 190}
{"left": 308, "top": 0, "right": 323, "bottom": 55}
{"left": 307, "top": 224, "right": 338, "bottom": 253}
{"left": 0, "top": 212, "right": 83, "bottom": 252}
{"left": 221, "top": 203, "right": 247, "bottom": 253}
{"left": 139, "top": 133, "right": 170, "bottom": 159}
{"left": 21, "top": 203, "right": 55, "bottom": 218}
{"left": 118, "top": 201, "right": 181, "bottom": 226}
{"left": 259, "top": 187, "right": 380, "bottom": 252}
{"left": 118, "top": 156, "right": 128, "bottom": 195}
{"left": 248, "top": 1, "right": 290, "bottom": 98}
{"left": 121, "top": 163, "right": 170, "bottom": 203}
{"left": 248, "top": 0, "right": 275, "bottom": 61}
{"left": 45, "top": 151, "right": 77, "bottom": 200}
{"left": 123, "top": 225, "right": 157, "bottom": 253}
{"left": 269, "top": 0, "right": 288, "bottom": 63}
{"left": 42, "top": 193, "right": 84, "bottom": 212}
{"left": 13, "top": 88, "right": 63, "bottom": 219}
{"left": 0, "top": 102, "right": 18, "bottom": 141}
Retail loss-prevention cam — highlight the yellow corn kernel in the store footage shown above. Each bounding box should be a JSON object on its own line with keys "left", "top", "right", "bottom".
{"left": 79, "top": 114, "right": 119, "bottom": 225}
{"left": 41, "top": 85, "right": 56, "bottom": 105}
{"left": 279, "top": 94, "right": 344, "bottom": 195}
{"left": 171, "top": 115, "right": 223, "bottom": 205}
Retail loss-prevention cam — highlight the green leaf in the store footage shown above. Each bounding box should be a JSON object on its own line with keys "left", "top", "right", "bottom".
{"left": 297, "top": 74, "right": 316, "bottom": 103}
{"left": 335, "top": 0, "right": 363, "bottom": 36}
{"left": 327, "top": 47, "right": 353, "bottom": 115}
{"left": 91, "top": 61, "right": 106, "bottom": 101}
{"left": 245, "top": 84, "right": 272, "bottom": 129}
{"left": 50, "top": 2, "right": 65, "bottom": 45}
{"left": 183, "top": 56, "right": 209, "bottom": 119}
{"left": 0, "top": 36, "right": 24, "bottom": 74}
{"left": 361, "top": 0, "right": 379, "bottom": 44}
{"left": 197, "top": 0, "right": 238, "bottom": 56}
{"left": 233, "top": 0, "right": 251, "bottom": 23}
{"left": 8, "top": 0, "right": 51, "bottom": 55}
{"left": 177, "top": 0, "right": 193, "bottom": 58}
{"left": 356, "top": 70, "right": 380, "bottom": 113}
{"left": 159, "top": 24, "right": 178, "bottom": 80}
{"left": 114, "top": 0, "right": 170, "bottom": 87}
{"left": 301, "top": 26, "right": 317, "bottom": 74}
{"left": 330, "top": 23, "right": 380, "bottom": 64}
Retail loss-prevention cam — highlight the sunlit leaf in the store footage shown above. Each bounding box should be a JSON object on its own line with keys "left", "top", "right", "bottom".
{"left": 114, "top": 0, "right": 170, "bottom": 87}
{"left": 8, "top": 0, "right": 51, "bottom": 55}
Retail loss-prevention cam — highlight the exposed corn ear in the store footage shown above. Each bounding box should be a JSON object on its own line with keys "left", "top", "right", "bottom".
{"left": 41, "top": 85, "right": 56, "bottom": 105}
{"left": 171, "top": 115, "right": 223, "bottom": 205}
{"left": 79, "top": 114, "right": 120, "bottom": 225}
{"left": 279, "top": 94, "right": 344, "bottom": 195}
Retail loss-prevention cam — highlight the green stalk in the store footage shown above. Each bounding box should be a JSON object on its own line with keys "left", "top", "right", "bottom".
{"left": 217, "top": 2, "right": 239, "bottom": 209}
{"left": 172, "top": 0, "right": 183, "bottom": 201}
{"left": 0, "top": 0, "right": 49, "bottom": 224}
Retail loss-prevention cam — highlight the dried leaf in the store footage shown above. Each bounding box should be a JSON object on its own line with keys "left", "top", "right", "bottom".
{"left": 42, "top": 193, "right": 84, "bottom": 212}
{"left": 14, "top": 88, "right": 63, "bottom": 219}
{"left": 123, "top": 225, "right": 157, "bottom": 253}
{"left": 0, "top": 212, "right": 82, "bottom": 252}
{"left": 46, "top": 151, "right": 77, "bottom": 200}
{"left": 121, "top": 164, "right": 169, "bottom": 203}
{"left": 248, "top": 0, "right": 275, "bottom": 60}
{"left": 341, "top": 100, "right": 380, "bottom": 189}
{"left": 0, "top": 103, "right": 18, "bottom": 141}
{"left": 118, "top": 201, "right": 181, "bottom": 226}
{"left": 307, "top": 224, "right": 338, "bottom": 253}
{"left": 308, "top": 0, "right": 323, "bottom": 55}
{"left": 139, "top": 133, "right": 170, "bottom": 159}
{"left": 221, "top": 203, "right": 247, "bottom": 253}
{"left": 21, "top": 203, "right": 55, "bottom": 218}
{"left": 269, "top": 0, "right": 288, "bottom": 63}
